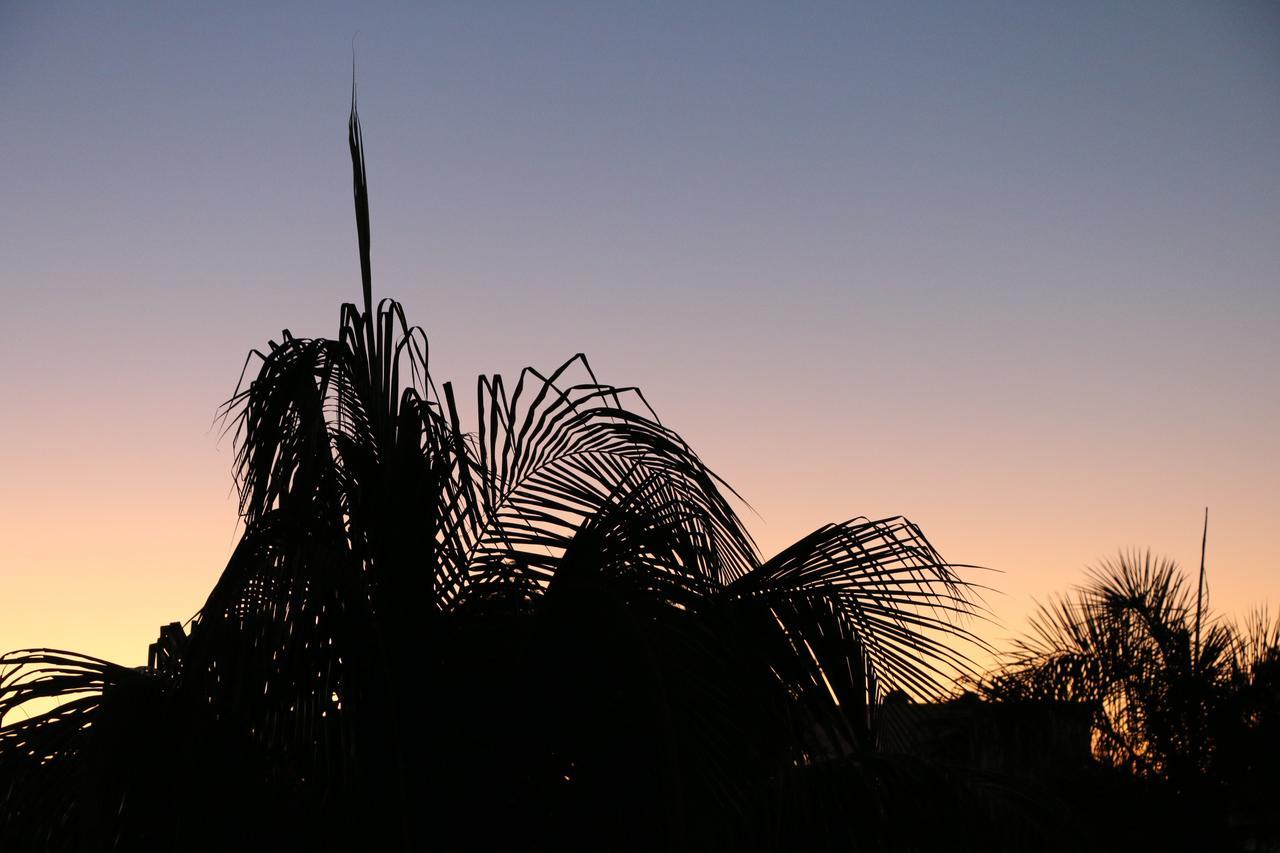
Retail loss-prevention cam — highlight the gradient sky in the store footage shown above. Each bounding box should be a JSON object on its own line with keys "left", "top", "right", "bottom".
{"left": 2, "top": 1, "right": 1278, "bottom": 670}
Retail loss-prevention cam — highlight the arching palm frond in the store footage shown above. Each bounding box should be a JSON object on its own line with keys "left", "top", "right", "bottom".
{"left": 448, "top": 355, "right": 756, "bottom": 607}
{"left": 0, "top": 650, "right": 180, "bottom": 849}
{"left": 0, "top": 651, "right": 124, "bottom": 836}
{"left": 726, "top": 516, "right": 988, "bottom": 752}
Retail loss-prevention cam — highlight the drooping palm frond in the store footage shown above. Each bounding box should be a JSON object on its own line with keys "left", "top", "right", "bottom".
{"left": 726, "top": 516, "right": 988, "bottom": 751}
{"left": 451, "top": 356, "right": 757, "bottom": 602}
{"left": 0, "top": 650, "right": 127, "bottom": 780}
{"left": 0, "top": 650, "right": 173, "bottom": 849}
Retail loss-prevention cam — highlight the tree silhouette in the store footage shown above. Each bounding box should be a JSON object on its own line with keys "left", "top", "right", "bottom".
{"left": 0, "top": 92, "right": 988, "bottom": 851}
{"left": 978, "top": 551, "right": 1280, "bottom": 849}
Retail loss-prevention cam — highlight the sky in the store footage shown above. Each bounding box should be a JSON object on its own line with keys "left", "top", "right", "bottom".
{"left": 1, "top": 1, "right": 1278, "bottom": 670}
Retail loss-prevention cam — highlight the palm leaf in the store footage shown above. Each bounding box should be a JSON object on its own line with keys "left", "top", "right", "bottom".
{"left": 726, "top": 516, "right": 988, "bottom": 751}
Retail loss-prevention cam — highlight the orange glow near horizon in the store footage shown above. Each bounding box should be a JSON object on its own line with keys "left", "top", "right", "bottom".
{"left": 2, "top": 368, "right": 1274, "bottom": 675}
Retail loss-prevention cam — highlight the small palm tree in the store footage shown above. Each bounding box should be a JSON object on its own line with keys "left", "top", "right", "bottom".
{"left": 979, "top": 550, "right": 1280, "bottom": 849}
{"left": 980, "top": 552, "right": 1231, "bottom": 781}
{"left": 1, "top": 93, "right": 987, "bottom": 851}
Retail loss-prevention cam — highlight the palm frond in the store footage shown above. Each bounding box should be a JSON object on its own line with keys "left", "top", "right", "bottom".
{"left": 446, "top": 355, "right": 756, "bottom": 608}
{"left": 0, "top": 649, "right": 137, "bottom": 765}
{"left": 0, "top": 650, "right": 171, "bottom": 847}
{"left": 726, "top": 516, "right": 988, "bottom": 750}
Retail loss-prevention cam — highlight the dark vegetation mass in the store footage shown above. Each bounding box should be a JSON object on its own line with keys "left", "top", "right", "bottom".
{"left": 1, "top": 97, "right": 1276, "bottom": 852}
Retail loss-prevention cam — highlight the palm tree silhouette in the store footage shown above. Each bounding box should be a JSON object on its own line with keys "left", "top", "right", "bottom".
{"left": 0, "top": 91, "right": 987, "bottom": 852}
{"left": 979, "top": 551, "right": 1280, "bottom": 849}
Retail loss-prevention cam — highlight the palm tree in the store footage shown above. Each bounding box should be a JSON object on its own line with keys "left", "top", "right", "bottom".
{"left": 979, "top": 552, "right": 1229, "bottom": 780}
{"left": 0, "top": 92, "right": 987, "bottom": 852}
{"left": 978, "top": 551, "right": 1280, "bottom": 849}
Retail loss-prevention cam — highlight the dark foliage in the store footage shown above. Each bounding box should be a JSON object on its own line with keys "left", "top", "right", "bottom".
{"left": 978, "top": 552, "right": 1280, "bottom": 850}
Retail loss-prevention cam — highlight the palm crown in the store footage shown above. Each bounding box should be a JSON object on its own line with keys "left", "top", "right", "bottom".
{"left": 0, "top": 93, "right": 986, "bottom": 851}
